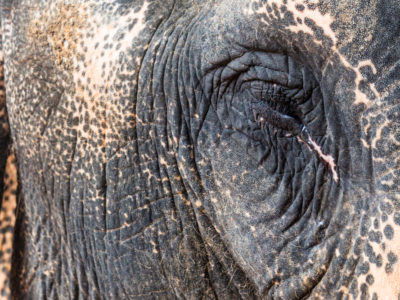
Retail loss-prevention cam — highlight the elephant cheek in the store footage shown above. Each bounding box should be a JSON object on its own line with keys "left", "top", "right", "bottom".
{"left": 195, "top": 109, "right": 336, "bottom": 297}
{"left": 363, "top": 87, "right": 400, "bottom": 298}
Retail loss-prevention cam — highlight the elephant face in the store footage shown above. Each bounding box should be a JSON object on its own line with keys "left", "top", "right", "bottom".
{"left": 1, "top": 0, "right": 399, "bottom": 298}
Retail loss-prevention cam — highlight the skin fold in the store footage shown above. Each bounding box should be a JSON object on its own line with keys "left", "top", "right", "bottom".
{"left": 0, "top": 0, "right": 399, "bottom": 298}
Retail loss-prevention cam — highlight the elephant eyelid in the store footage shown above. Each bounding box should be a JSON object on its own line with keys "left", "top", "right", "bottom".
{"left": 246, "top": 80, "right": 305, "bottom": 133}
{"left": 252, "top": 101, "right": 303, "bottom": 136}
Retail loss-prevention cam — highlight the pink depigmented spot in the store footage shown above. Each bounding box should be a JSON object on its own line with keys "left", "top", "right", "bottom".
{"left": 297, "top": 135, "right": 339, "bottom": 183}
{"left": 308, "top": 138, "right": 339, "bottom": 182}
{"left": 297, "top": 136, "right": 312, "bottom": 151}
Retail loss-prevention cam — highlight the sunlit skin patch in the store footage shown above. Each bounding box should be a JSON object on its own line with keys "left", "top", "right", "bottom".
{"left": 71, "top": 1, "right": 149, "bottom": 157}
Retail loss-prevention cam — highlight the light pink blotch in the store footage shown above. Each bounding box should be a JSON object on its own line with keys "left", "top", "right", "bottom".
{"left": 298, "top": 136, "right": 339, "bottom": 183}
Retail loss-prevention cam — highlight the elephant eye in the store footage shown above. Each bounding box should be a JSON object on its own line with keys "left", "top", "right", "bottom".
{"left": 243, "top": 80, "right": 306, "bottom": 137}
{"left": 203, "top": 51, "right": 336, "bottom": 179}
{"left": 205, "top": 51, "right": 323, "bottom": 141}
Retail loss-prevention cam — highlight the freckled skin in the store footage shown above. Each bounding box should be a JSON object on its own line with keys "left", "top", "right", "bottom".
{"left": 0, "top": 23, "right": 18, "bottom": 300}
{"left": 0, "top": 153, "right": 17, "bottom": 299}
{"left": 0, "top": 0, "right": 400, "bottom": 299}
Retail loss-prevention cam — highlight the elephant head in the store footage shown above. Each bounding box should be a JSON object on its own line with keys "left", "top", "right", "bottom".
{"left": 0, "top": 0, "right": 399, "bottom": 298}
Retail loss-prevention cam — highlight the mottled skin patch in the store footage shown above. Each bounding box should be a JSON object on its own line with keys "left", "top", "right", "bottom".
{"left": 249, "top": 0, "right": 379, "bottom": 106}
{"left": 0, "top": 0, "right": 400, "bottom": 299}
{"left": 0, "top": 153, "right": 17, "bottom": 299}
{"left": 0, "top": 24, "right": 15, "bottom": 299}
{"left": 244, "top": 1, "right": 400, "bottom": 298}
{"left": 28, "top": 2, "right": 87, "bottom": 70}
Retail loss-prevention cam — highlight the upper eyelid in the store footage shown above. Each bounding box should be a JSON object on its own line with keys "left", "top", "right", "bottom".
{"left": 240, "top": 67, "right": 302, "bottom": 88}
{"left": 218, "top": 66, "right": 305, "bottom": 94}
{"left": 202, "top": 52, "right": 318, "bottom": 103}
{"left": 246, "top": 82, "right": 297, "bottom": 104}
{"left": 219, "top": 62, "right": 293, "bottom": 85}
{"left": 205, "top": 51, "right": 303, "bottom": 81}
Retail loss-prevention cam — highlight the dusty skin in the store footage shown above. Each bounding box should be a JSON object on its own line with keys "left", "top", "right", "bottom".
{"left": 0, "top": 0, "right": 399, "bottom": 299}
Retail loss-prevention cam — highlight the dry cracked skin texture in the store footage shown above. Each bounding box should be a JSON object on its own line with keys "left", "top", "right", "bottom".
{"left": 0, "top": 0, "right": 399, "bottom": 299}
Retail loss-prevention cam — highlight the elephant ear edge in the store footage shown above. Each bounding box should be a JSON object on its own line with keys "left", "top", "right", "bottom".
{"left": 0, "top": 12, "right": 17, "bottom": 300}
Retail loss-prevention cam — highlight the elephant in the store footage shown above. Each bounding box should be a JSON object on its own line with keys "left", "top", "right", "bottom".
{"left": 0, "top": 0, "right": 399, "bottom": 298}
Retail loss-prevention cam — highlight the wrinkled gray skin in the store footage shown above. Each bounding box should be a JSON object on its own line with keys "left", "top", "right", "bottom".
{"left": 0, "top": 0, "right": 400, "bottom": 299}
